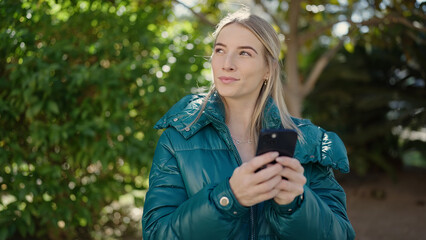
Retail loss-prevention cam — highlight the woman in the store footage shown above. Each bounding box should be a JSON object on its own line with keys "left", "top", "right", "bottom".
{"left": 142, "top": 8, "right": 355, "bottom": 240}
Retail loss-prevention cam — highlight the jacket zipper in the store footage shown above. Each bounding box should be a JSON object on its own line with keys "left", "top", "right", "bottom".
{"left": 250, "top": 206, "right": 255, "bottom": 240}
{"left": 205, "top": 114, "right": 256, "bottom": 240}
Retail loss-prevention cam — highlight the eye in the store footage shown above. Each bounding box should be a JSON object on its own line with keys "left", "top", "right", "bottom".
{"left": 240, "top": 51, "right": 252, "bottom": 57}
{"left": 214, "top": 48, "right": 224, "bottom": 54}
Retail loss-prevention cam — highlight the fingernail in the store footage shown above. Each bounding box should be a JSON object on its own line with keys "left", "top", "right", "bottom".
{"left": 272, "top": 152, "right": 279, "bottom": 158}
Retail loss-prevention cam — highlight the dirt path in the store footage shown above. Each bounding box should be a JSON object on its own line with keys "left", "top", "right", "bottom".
{"left": 339, "top": 169, "right": 426, "bottom": 240}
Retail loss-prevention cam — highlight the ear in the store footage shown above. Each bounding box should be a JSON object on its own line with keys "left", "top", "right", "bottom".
{"left": 263, "top": 72, "right": 269, "bottom": 80}
{"left": 263, "top": 61, "right": 275, "bottom": 80}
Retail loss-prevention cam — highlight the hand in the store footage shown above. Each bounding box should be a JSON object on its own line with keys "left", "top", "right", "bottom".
{"left": 229, "top": 152, "right": 283, "bottom": 207}
{"left": 273, "top": 157, "right": 307, "bottom": 205}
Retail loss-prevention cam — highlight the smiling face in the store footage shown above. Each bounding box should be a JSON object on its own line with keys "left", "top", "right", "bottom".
{"left": 211, "top": 23, "right": 269, "bottom": 102}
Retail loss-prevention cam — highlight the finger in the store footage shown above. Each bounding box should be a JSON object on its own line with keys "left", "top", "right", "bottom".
{"left": 255, "top": 163, "right": 283, "bottom": 182}
{"left": 232, "top": 175, "right": 282, "bottom": 206}
{"left": 253, "top": 175, "right": 282, "bottom": 193}
{"left": 276, "top": 157, "right": 304, "bottom": 173}
{"left": 256, "top": 188, "right": 280, "bottom": 202}
{"left": 245, "top": 152, "right": 279, "bottom": 173}
{"left": 275, "top": 179, "right": 304, "bottom": 195}
{"left": 279, "top": 167, "right": 307, "bottom": 184}
{"left": 274, "top": 190, "right": 302, "bottom": 205}
{"left": 248, "top": 188, "right": 280, "bottom": 206}
{"left": 250, "top": 177, "right": 282, "bottom": 202}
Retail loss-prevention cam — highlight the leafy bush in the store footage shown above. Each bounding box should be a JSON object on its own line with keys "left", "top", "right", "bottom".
{"left": 0, "top": 0, "right": 210, "bottom": 239}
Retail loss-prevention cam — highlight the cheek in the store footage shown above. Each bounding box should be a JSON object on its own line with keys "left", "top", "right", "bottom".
{"left": 246, "top": 63, "right": 267, "bottom": 79}
{"left": 211, "top": 60, "right": 220, "bottom": 85}
{"left": 210, "top": 58, "right": 220, "bottom": 74}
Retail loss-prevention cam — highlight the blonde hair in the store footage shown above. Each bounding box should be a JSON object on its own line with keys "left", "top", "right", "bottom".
{"left": 191, "top": 8, "right": 301, "bottom": 144}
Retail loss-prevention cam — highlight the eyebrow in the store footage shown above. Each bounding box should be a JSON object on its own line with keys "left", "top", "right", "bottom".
{"left": 215, "top": 42, "right": 258, "bottom": 55}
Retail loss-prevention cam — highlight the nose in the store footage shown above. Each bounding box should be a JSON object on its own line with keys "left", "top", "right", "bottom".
{"left": 222, "top": 54, "right": 236, "bottom": 71}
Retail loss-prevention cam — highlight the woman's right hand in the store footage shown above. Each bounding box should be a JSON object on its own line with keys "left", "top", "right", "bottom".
{"left": 229, "top": 152, "right": 283, "bottom": 207}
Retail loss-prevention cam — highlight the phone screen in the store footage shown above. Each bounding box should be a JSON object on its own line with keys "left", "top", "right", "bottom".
{"left": 256, "top": 129, "right": 298, "bottom": 157}
{"left": 255, "top": 129, "right": 298, "bottom": 172}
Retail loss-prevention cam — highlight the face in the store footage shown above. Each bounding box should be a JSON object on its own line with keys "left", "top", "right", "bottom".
{"left": 211, "top": 23, "right": 269, "bottom": 102}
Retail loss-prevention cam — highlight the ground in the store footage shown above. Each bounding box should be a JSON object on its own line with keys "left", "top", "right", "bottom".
{"left": 339, "top": 168, "right": 426, "bottom": 240}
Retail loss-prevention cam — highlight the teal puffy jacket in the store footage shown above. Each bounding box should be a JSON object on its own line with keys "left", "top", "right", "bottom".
{"left": 142, "top": 93, "right": 355, "bottom": 240}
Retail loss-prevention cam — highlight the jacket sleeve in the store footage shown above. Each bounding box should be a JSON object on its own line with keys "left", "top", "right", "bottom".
{"left": 263, "top": 130, "right": 356, "bottom": 240}
{"left": 142, "top": 129, "right": 249, "bottom": 240}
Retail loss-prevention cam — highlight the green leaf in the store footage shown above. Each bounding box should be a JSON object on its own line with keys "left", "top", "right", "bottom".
{"left": 47, "top": 101, "right": 59, "bottom": 114}
{"left": 22, "top": 210, "right": 31, "bottom": 226}
{"left": 0, "top": 227, "right": 8, "bottom": 240}
{"left": 17, "top": 223, "right": 27, "bottom": 237}
{"left": 26, "top": 102, "right": 43, "bottom": 119}
{"left": 344, "top": 41, "right": 355, "bottom": 53}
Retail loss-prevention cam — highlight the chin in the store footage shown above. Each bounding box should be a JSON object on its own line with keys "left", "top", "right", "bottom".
{"left": 215, "top": 87, "right": 236, "bottom": 98}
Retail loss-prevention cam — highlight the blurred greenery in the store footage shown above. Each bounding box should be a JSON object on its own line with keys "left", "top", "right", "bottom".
{"left": 0, "top": 0, "right": 215, "bottom": 239}
{"left": 304, "top": 1, "right": 426, "bottom": 176}
{"left": 0, "top": 0, "right": 425, "bottom": 239}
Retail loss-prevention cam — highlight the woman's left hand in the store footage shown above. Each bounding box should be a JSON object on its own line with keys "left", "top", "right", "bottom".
{"left": 273, "top": 157, "right": 307, "bottom": 205}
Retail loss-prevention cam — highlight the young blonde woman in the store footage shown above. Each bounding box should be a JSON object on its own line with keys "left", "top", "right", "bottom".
{"left": 142, "top": 8, "right": 355, "bottom": 240}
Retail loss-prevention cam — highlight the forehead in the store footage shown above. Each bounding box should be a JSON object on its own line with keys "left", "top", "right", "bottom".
{"left": 216, "top": 23, "right": 264, "bottom": 50}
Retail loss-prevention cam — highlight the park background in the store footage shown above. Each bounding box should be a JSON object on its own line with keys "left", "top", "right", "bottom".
{"left": 1, "top": 0, "right": 425, "bottom": 239}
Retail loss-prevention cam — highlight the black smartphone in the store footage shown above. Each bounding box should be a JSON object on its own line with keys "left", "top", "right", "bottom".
{"left": 255, "top": 129, "right": 298, "bottom": 171}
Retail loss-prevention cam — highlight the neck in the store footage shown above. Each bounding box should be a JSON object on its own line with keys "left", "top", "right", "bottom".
{"left": 223, "top": 97, "right": 257, "bottom": 139}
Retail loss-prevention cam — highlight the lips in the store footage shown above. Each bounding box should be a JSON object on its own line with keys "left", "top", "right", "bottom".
{"left": 218, "top": 76, "right": 239, "bottom": 84}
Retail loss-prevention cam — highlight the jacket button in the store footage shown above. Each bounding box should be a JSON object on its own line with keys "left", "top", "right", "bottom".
{"left": 184, "top": 127, "right": 190, "bottom": 131}
{"left": 219, "top": 196, "right": 229, "bottom": 207}
{"left": 173, "top": 118, "right": 178, "bottom": 122}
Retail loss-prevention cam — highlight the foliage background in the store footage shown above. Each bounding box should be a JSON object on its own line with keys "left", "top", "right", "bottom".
{"left": 0, "top": 0, "right": 425, "bottom": 239}
{"left": 0, "top": 0, "right": 214, "bottom": 239}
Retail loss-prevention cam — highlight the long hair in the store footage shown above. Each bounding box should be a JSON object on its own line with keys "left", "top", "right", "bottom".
{"left": 191, "top": 8, "right": 302, "bottom": 144}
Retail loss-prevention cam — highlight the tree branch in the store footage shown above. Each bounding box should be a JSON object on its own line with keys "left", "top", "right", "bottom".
{"left": 254, "top": 0, "right": 287, "bottom": 35}
{"left": 283, "top": 0, "right": 303, "bottom": 117}
{"left": 300, "top": 12, "right": 425, "bottom": 97}
{"left": 298, "top": 17, "right": 384, "bottom": 47}
{"left": 302, "top": 39, "right": 344, "bottom": 97}
{"left": 288, "top": 0, "right": 301, "bottom": 44}
{"left": 299, "top": 12, "right": 426, "bottom": 46}
{"left": 172, "top": 0, "right": 215, "bottom": 27}
{"left": 386, "top": 14, "right": 426, "bottom": 33}
{"left": 349, "top": 13, "right": 426, "bottom": 33}
{"left": 298, "top": 19, "right": 341, "bottom": 46}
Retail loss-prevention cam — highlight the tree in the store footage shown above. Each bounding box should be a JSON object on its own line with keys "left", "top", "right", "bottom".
{"left": 0, "top": 0, "right": 210, "bottom": 239}
{"left": 304, "top": 1, "right": 426, "bottom": 175}
{"left": 254, "top": 0, "right": 425, "bottom": 117}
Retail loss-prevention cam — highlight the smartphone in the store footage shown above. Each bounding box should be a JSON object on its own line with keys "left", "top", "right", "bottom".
{"left": 255, "top": 129, "right": 298, "bottom": 171}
